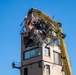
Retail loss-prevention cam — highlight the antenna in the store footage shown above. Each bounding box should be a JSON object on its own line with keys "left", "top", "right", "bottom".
{"left": 52, "top": 15, "right": 55, "bottom": 19}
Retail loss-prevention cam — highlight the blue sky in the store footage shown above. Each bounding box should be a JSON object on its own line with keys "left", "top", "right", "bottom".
{"left": 0, "top": 0, "right": 76, "bottom": 75}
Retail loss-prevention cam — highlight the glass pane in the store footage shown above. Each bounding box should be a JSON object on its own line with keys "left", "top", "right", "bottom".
{"left": 30, "top": 50, "right": 36, "bottom": 58}
{"left": 54, "top": 51, "right": 62, "bottom": 65}
{"left": 25, "top": 52, "right": 30, "bottom": 59}
{"left": 24, "top": 48, "right": 41, "bottom": 60}
{"left": 35, "top": 48, "right": 40, "bottom": 56}
{"left": 44, "top": 48, "right": 50, "bottom": 56}
{"left": 54, "top": 52, "right": 58, "bottom": 64}
{"left": 58, "top": 53, "right": 62, "bottom": 65}
{"left": 46, "top": 65, "right": 50, "bottom": 74}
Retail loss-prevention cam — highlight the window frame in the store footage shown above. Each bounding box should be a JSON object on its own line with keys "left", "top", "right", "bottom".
{"left": 44, "top": 47, "right": 50, "bottom": 57}
{"left": 53, "top": 51, "right": 62, "bottom": 65}
{"left": 24, "top": 68, "right": 28, "bottom": 75}
{"left": 23, "top": 47, "right": 41, "bottom": 60}
{"left": 46, "top": 64, "right": 50, "bottom": 74}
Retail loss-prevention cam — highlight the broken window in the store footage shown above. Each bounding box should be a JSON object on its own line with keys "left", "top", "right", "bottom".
{"left": 24, "top": 35, "right": 34, "bottom": 48}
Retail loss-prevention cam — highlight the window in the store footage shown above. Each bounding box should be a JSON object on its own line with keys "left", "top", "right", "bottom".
{"left": 54, "top": 38, "right": 60, "bottom": 45}
{"left": 35, "top": 48, "right": 41, "bottom": 56}
{"left": 44, "top": 47, "right": 50, "bottom": 56}
{"left": 46, "top": 65, "right": 50, "bottom": 74}
{"left": 24, "top": 68, "right": 28, "bottom": 75}
{"left": 24, "top": 48, "right": 41, "bottom": 59}
{"left": 25, "top": 51, "right": 30, "bottom": 59}
{"left": 54, "top": 51, "right": 62, "bottom": 65}
{"left": 30, "top": 50, "right": 35, "bottom": 57}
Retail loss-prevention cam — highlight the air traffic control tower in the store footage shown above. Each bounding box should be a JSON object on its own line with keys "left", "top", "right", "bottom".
{"left": 12, "top": 8, "right": 65, "bottom": 75}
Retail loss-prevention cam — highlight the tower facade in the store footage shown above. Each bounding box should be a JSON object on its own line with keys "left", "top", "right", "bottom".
{"left": 20, "top": 32, "right": 64, "bottom": 75}
{"left": 12, "top": 8, "right": 72, "bottom": 75}
{"left": 19, "top": 8, "right": 65, "bottom": 75}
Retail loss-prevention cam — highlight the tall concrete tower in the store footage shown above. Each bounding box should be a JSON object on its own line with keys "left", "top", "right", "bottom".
{"left": 20, "top": 33, "right": 64, "bottom": 75}
{"left": 12, "top": 8, "right": 65, "bottom": 75}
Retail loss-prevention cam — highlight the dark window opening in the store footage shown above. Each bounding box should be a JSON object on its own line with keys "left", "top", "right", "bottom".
{"left": 24, "top": 68, "right": 28, "bottom": 75}
{"left": 38, "top": 61, "right": 42, "bottom": 68}
{"left": 24, "top": 36, "right": 35, "bottom": 48}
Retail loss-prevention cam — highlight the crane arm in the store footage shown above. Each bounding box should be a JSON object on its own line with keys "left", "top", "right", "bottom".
{"left": 26, "top": 8, "right": 72, "bottom": 75}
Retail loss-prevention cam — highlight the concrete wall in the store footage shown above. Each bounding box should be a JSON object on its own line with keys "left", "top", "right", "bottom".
{"left": 21, "top": 33, "right": 64, "bottom": 75}
{"left": 21, "top": 63, "right": 42, "bottom": 75}
{"left": 41, "top": 45, "right": 64, "bottom": 75}
{"left": 42, "top": 61, "right": 63, "bottom": 75}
